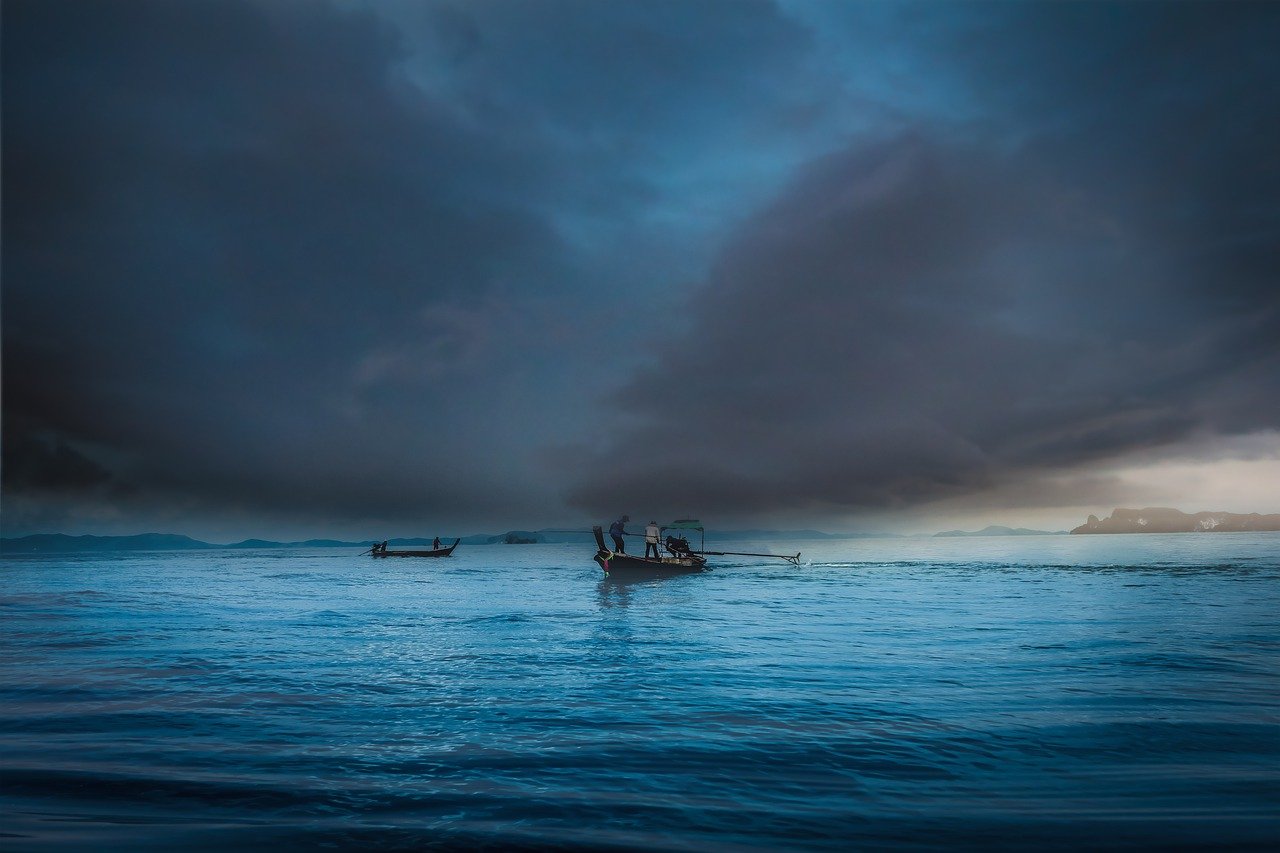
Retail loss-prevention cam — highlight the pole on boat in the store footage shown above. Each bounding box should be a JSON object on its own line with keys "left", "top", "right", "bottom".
{"left": 695, "top": 550, "right": 802, "bottom": 566}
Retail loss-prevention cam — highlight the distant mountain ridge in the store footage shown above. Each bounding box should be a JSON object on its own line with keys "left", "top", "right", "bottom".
{"left": 1, "top": 527, "right": 905, "bottom": 553}
{"left": 0, "top": 532, "right": 439, "bottom": 553}
{"left": 0, "top": 533, "right": 214, "bottom": 552}
{"left": 25, "top": 517, "right": 1240, "bottom": 552}
{"left": 934, "top": 525, "right": 1062, "bottom": 537}
{"left": 1072, "top": 508, "right": 1280, "bottom": 534}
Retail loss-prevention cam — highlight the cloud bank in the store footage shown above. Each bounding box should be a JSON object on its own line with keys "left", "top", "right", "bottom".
{"left": 566, "top": 2, "right": 1280, "bottom": 521}
{"left": 4, "top": 1, "right": 1278, "bottom": 536}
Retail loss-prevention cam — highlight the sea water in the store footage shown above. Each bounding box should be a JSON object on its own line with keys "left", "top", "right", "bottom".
{"left": 2, "top": 534, "right": 1278, "bottom": 850}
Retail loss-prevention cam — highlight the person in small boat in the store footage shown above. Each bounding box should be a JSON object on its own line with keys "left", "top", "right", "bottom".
{"left": 433, "top": 537, "right": 440, "bottom": 550}
{"left": 380, "top": 540, "right": 389, "bottom": 553}
{"left": 609, "top": 515, "right": 630, "bottom": 553}
{"left": 644, "top": 521, "right": 661, "bottom": 560}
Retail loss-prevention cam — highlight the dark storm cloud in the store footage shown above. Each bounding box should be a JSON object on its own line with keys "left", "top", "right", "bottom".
{"left": 566, "top": 3, "right": 1280, "bottom": 519}
{"left": 412, "top": 0, "right": 810, "bottom": 129}
{"left": 1, "top": 0, "right": 814, "bottom": 535}
{"left": 1, "top": 433, "right": 113, "bottom": 493}
{"left": 390, "top": 0, "right": 821, "bottom": 256}
{"left": 4, "top": 0, "right": 1277, "bottom": 536}
{"left": 2, "top": 0, "right": 568, "bottom": 528}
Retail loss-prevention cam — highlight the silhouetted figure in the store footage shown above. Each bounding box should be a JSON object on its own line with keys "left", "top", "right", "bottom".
{"left": 609, "top": 515, "right": 630, "bottom": 553}
{"left": 433, "top": 537, "right": 441, "bottom": 550}
{"left": 380, "top": 540, "right": 389, "bottom": 553}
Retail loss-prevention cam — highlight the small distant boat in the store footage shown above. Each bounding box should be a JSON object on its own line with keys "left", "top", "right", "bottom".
{"left": 370, "top": 539, "right": 459, "bottom": 558}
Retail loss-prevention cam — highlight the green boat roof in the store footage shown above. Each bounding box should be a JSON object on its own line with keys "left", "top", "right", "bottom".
{"left": 665, "top": 519, "right": 703, "bottom": 531}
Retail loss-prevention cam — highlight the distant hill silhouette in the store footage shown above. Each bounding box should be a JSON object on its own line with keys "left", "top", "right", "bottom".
{"left": 1071, "top": 508, "right": 1280, "bottom": 534}
{"left": 1, "top": 526, "right": 902, "bottom": 553}
{"left": 934, "top": 525, "right": 1062, "bottom": 537}
{"left": 0, "top": 533, "right": 392, "bottom": 553}
{"left": 0, "top": 533, "right": 213, "bottom": 553}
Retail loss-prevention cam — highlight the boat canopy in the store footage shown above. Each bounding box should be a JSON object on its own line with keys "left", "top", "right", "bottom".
{"left": 665, "top": 519, "right": 703, "bottom": 531}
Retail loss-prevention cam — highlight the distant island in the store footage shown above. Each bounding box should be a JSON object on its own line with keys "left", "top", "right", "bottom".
{"left": 495, "top": 532, "right": 542, "bottom": 544}
{"left": 0, "top": 533, "right": 389, "bottom": 553}
{"left": 934, "top": 525, "right": 1063, "bottom": 537}
{"left": 1072, "top": 507, "right": 1280, "bottom": 534}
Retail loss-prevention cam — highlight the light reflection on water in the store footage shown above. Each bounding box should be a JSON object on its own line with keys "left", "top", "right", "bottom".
{"left": 2, "top": 534, "right": 1279, "bottom": 850}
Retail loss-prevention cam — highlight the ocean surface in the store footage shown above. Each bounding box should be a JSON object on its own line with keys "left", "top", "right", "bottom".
{"left": 2, "top": 534, "right": 1278, "bottom": 851}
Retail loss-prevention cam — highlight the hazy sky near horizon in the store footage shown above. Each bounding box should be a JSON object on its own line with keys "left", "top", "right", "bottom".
{"left": 4, "top": 0, "right": 1278, "bottom": 540}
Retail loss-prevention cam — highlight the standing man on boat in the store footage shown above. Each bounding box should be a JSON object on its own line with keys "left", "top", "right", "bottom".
{"left": 644, "top": 521, "right": 661, "bottom": 560}
{"left": 433, "top": 537, "right": 441, "bottom": 550}
{"left": 609, "top": 515, "right": 630, "bottom": 553}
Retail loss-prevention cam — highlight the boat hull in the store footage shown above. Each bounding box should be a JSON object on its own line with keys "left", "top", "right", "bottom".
{"left": 594, "top": 549, "right": 706, "bottom": 576}
{"left": 590, "top": 525, "right": 705, "bottom": 576}
{"left": 371, "top": 539, "right": 459, "bottom": 558}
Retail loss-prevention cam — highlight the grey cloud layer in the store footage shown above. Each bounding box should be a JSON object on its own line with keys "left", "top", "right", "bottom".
{"left": 567, "top": 4, "right": 1280, "bottom": 519}
{"left": 3, "top": 1, "right": 1277, "bottom": 534}
{"left": 1, "top": 0, "right": 818, "bottom": 534}
{"left": 4, "top": 0, "right": 575, "bottom": 529}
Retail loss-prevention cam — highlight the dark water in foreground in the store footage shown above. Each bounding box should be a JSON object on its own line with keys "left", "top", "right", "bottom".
{"left": 3, "top": 534, "right": 1279, "bottom": 851}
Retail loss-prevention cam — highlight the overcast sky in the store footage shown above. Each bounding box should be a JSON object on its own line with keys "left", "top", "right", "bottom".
{"left": 4, "top": 0, "right": 1278, "bottom": 540}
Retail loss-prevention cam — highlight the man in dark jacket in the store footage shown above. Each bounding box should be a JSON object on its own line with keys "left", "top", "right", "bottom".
{"left": 608, "top": 515, "right": 630, "bottom": 553}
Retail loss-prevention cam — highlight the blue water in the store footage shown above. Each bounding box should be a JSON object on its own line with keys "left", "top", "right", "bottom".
{"left": 3, "top": 534, "right": 1279, "bottom": 851}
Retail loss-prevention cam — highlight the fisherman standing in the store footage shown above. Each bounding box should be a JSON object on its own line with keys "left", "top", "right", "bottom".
{"left": 644, "top": 521, "right": 661, "bottom": 560}
{"left": 609, "top": 515, "right": 630, "bottom": 553}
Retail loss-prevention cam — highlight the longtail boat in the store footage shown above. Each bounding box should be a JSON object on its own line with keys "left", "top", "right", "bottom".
{"left": 593, "top": 523, "right": 706, "bottom": 576}
{"left": 592, "top": 519, "right": 800, "bottom": 577}
{"left": 370, "top": 538, "right": 459, "bottom": 558}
